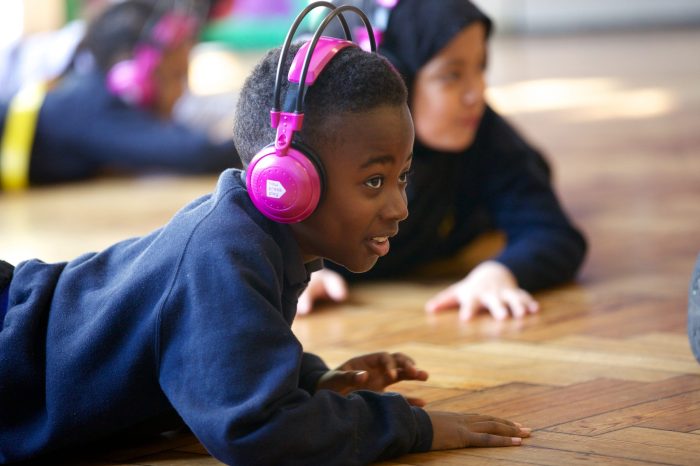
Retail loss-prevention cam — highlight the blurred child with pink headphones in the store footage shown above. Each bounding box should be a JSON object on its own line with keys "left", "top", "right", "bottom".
{"left": 0, "top": 0, "right": 239, "bottom": 191}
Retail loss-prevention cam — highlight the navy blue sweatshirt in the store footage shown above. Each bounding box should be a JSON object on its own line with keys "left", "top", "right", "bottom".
{"left": 0, "top": 70, "right": 239, "bottom": 186}
{"left": 0, "top": 169, "right": 432, "bottom": 464}
{"left": 325, "top": 0, "right": 586, "bottom": 290}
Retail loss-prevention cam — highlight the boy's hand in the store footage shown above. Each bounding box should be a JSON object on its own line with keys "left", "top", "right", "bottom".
{"left": 425, "top": 261, "right": 539, "bottom": 321}
{"left": 427, "top": 411, "right": 531, "bottom": 449}
{"left": 297, "top": 269, "right": 349, "bottom": 315}
{"left": 316, "top": 352, "right": 429, "bottom": 406}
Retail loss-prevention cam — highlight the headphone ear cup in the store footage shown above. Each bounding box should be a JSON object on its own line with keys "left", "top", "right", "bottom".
{"left": 106, "top": 48, "right": 159, "bottom": 108}
{"left": 246, "top": 142, "right": 325, "bottom": 223}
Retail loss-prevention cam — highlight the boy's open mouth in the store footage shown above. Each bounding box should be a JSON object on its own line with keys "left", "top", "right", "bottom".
{"left": 368, "top": 236, "right": 391, "bottom": 257}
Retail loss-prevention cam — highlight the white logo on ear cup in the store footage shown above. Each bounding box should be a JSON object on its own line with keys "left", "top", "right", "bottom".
{"left": 266, "top": 179, "right": 287, "bottom": 199}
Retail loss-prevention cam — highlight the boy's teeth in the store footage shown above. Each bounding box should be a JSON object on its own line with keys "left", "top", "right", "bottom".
{"left": 372, "top": 237, "right": 388, "bottom": 243}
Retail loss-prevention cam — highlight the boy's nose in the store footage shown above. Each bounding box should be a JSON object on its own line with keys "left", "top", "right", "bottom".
{"left": 384, "top": 188, "right": 408, "bottom": 222}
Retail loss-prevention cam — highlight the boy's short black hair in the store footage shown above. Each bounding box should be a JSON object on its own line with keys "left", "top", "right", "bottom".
{"left": 233, "top": 42, "right": 408, "bottom": 166}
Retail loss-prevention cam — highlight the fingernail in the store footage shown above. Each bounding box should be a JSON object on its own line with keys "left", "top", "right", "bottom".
{"left": 520, "top": 428, "right": 532, "bottom": 434}
{"left": 511, "top": 437, "right": 522, "bottom": 445}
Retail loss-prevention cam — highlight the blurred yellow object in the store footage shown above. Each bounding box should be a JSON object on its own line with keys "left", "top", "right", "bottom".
{"left": 0, "top": 81, "right": 47, "bottom": 191}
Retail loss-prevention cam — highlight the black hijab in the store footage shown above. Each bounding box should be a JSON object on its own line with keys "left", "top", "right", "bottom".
{"left": 380, "top": 0, "right": 492, "bottom": 90}
{"left": 315, "top": 0, "right": 492, "bottom": 91}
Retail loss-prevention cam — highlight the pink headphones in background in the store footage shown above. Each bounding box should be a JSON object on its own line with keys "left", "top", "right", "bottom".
{"left": 351, "top": 0, "right": 399, "bottom": 50}
{"left": 246, "top": 1, "right": 377, "bottom": 223}
{"left": 106, "top": 3, "right": 199, "bottom": 108}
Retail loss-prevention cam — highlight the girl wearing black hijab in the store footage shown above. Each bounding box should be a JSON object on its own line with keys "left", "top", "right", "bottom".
{"left": 299, "top": 0, "right": 587, "bottom": 321}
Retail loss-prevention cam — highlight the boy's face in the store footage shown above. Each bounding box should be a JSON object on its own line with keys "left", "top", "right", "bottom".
{"left": 411, "top": 22, "right": 487, "bottom": 152}
{"left": 291, "top": 104, "right": 414, "bottom": 273}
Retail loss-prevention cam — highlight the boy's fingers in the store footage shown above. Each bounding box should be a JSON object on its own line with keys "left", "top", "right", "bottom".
{"left": 322, "top": 369, "right": 368, "bottom": 388}
{"left": 392, "top": 353, "right": 429, "bottom": 385}
{"left": 468, "top": 421, "right": 526, "bottom": 438}
{"left": 405, "top": 396, "right": 427, "bottom": 407}
{"left": 352, "top": 370, "right": 369, "bottom": 385}
{"left": 378, "top": 352, "right": 398, "bottom": 380}
{"left": 392, "top": 352, "right": 416, "bottom": 365}
{"left": 465, "top": 414, "right": 520, "bottom": 427}
{"left": 466, "top": 432, "right": 523, "bottom": 447}
{"left": 392, "top": 352, "right": 418, "bottom": 374}
{"left": 329, "top": 370, "right": 368, "bottom": 392}
{"left": 395, "top": 368, "right": 429, "bottom": 382}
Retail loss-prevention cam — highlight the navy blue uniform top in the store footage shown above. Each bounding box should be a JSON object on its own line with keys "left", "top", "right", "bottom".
{"left": 0, "top": 169, "right": 432, "bottom": 464}
{"left": 0, "top": 70, "right": 239, "bottom": 186}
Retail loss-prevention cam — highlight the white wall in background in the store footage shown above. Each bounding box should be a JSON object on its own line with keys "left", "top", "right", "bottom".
{"left": 471, "top": 0, "right": 700, "bottom": 34}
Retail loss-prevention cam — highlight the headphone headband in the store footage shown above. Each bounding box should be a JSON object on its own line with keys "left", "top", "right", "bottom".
{"left": 270, "top": 3, "right": 376, "bottom": 157}
{"left": 245, "top": 2, "right": 378, "bottom": 223}
{"left": 291, "top": 4, "right": 375, "bottom": 114}
{"left": 272, "top": 1, "right": 351, "bottom": 114}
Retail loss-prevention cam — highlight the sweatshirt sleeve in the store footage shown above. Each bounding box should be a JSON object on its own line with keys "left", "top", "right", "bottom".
{"left": 299, "top": 352, "right": 330, "bottom": 394}
{"left": 156, "top": 205, "right": 432, "bottom": 465}
{"left": 478, "top": 108, "right": 587, "bottom": 291}
{"left": 84, "top": 107, "right": 240, "bottom": 174}
{"left": 34, "top": 73, "right": 241, "bottom": 178}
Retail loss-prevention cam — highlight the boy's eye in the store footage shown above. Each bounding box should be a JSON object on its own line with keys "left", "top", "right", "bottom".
{"left": 399, "top": 169, "right": 411, "bottom": 184}
{"left": 365, "top": 176, "right": 384, "bottom": 189}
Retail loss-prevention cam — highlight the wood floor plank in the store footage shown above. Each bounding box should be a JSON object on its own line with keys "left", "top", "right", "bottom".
{"left": 526, "top": 430, "right": 698, "bottom": 466}
{"left": 376, "top": 450, "right": 535, "bottom": 466}
{"left": 638, "top": 402, "right": 700, "bottom": 432}
{"left": 549, "top": 334, "right": 696, "bottom": 362}
{"left": 550, "top": 386, "right": 700, "bottom": 435}
{"left": 430, "top": 378, "right": 643, "bottom": 429}
{"left": 457, "top": 340, "right": 700, "bottom": 377}
{"left": 451, "top": 445, "right": 658, "bottom": 466}
{"left": 600, "top": 427, "right": 700, "bottom": 453}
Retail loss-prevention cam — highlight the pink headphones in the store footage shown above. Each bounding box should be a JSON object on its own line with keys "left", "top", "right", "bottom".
{"left": 246, "top": 1, "right": 377, "bottom": 223}
{"left": 106, "top": 7, "right": 198, "bottom": 108}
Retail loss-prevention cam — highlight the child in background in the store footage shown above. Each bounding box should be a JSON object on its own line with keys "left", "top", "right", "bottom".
{"left": 0, "top": 0, "right": 238, "bottom": 190}
{"left": 299, "top": 0, "right": 588, "bottom": 322}
{"left": 0, "top": 5, "right": 529, "bottom": 463}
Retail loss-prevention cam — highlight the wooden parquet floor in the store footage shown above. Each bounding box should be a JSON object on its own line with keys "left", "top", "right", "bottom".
{"left": 1, "top": 29, "right": 699, "bottom": 465}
